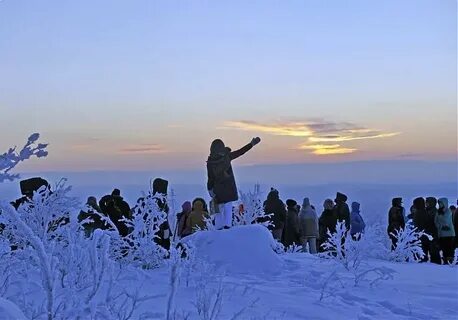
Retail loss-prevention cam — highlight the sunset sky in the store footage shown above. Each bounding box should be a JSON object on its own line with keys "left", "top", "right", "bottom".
{"left": 1, "top": 0, "right": 456, "bottom": 172}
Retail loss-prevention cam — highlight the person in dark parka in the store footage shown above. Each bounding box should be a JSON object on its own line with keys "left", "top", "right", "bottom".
{"left": 263, "top": 188, "right": 286, "bottom": 241}
{"left": 99, "top": 189, "right": 132, "bottom": 237}
{"left": 78, "top": 196, "right": 110, "bottom": 237}
{"left": 12, "top": 177, "right": 50, "bottom": 209}
{"left": 207, "top": 137, "right": 261, "bottom": 229}
{"left": 387, "top": 197, "right": 406, "bottom": 251}
{"left": 318, "top": 199, "right": 337, "bottom": 252}
{"left": 333, "top": 192, "right": 351, "bottom": 230}
{"left": 152, "top": 178, "right": 172, "bottom": 250}
{"left": 425, "top": 197, "right": 441, "bottom": 264}
{"left": 451, "top": 204, "right": 458, "bottom": 249}
{"left": 411, "top": 197, "right": 431, "bottom": 262}
{"left": 282, "top": 199, "right": 300, "bottom": 248}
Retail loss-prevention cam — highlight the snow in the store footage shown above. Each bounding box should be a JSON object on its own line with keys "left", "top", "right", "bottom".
{"left": 2, "top": 224, "right": 457, "bottom": 319}
{"left": 183, "top": 225, "right": 283, "bottom": 274}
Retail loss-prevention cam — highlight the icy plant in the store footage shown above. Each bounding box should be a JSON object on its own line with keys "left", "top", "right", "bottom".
{"left": 285, "top": 244, "right": 302, "bottom": 254}
{"left": 319, "top": 222, "right": 396, "bottom": 289}
{"left": 121, "top": 193, "right": 168, "bottom": 268}
{"left": 389, "top": 223, "right": 432, "bottom": 262}
{"left": 0, "top": 133, "right": 48, "bottom": 183}
{"left": 0, "top": 180, "right": 79, "bottom": 320}
{"left": 233, "top": 184, "right": 272, "bottom": 228}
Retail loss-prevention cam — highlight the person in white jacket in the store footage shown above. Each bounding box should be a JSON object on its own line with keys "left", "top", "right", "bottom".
{"left": 298, "top": 198, "right": 319, "bottom": 254}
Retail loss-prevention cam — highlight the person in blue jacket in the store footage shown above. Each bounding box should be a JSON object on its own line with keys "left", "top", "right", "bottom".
{"left": 350, "top": 202, "right": 366, "bottom": 240}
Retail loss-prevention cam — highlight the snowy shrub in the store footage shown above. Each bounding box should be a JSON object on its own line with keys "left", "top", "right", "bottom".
{"left": 319, "top": 222, "right": 396, "bottom": 289}
{"left": 389, "top": 223, "right": 432, "bottom": 263}
{"left": 119, "top": 193, "right": 168, "bottom": 268}
{"left": 0, "top": 133, "right": 48, "bottom": 183}
{"left": 233, "top": 184, "right": 272, "bottom": 228}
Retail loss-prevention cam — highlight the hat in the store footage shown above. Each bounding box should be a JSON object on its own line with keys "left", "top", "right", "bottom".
{"left": 286, "top": 199, "right": 297, "bottom": 207}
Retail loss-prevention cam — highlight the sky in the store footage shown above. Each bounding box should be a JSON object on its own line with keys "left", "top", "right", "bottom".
{"left": 0, "top": 0, "right": 457, "bottom": 172}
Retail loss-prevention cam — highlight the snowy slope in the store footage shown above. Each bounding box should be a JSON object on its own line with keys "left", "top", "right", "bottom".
{"left": 1, "top": 225, "right": 457, "bottom": 319}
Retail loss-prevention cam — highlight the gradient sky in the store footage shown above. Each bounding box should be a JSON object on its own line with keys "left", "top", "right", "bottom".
{"left": 1, "top": 0, "right": 456, "bottom": 171}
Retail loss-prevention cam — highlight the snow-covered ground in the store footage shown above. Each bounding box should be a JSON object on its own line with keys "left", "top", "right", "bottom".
{"left": 2, "top": 225, "right": 457, "bottom": 320}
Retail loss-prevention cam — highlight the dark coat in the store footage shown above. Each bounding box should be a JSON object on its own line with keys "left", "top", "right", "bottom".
{"left": 207, "top": 142, "right": 253, "bottom": 204}
{"left": 99, "top": 194, "right": 131, "bottom": 237}
{"left": 78, "top": 203, "right": 110, "bottom": 236}
{"left": 333, "top": 193, "right": 350, "bottom": 230}
{"left": 412, "top": 197, "right": 429, "bottom": 232}
{"left": 263, "top": 190, "right": 286, "bottom": 230}
{"left": 425, "top": 197, "right": 439, "bottom": 239}
{"left": 319, "top": 209, "right": 337, "bottom": 243}
{"left": 282, "top": 206, "right": 300, "bottom": 247}
{"left": 388, "top": 198, "right": 405, "bottom": 236}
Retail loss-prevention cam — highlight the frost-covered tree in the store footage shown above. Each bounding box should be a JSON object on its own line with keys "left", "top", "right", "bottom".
{"left": 0, "top": 133, "right": 48, "bottom": 183}
{"left": 233, "top": 184, "right": 271, "bottom": 228}
{"left": 389, "top": 223, "right": 432, "bottom": 263}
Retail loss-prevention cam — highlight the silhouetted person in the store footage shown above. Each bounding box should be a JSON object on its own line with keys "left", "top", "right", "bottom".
{"left": 425, "top": 197, "right": 441, "bottom": 264}
{"left": 282, "top": 199, "right": 300, "bottom": 248}
{"left": 333, "top": 192, "right": 351, "bottom": 230}
{"left": 99, "top": 189, "right": 131, "bottom": 237}
{"left": 78, "top": 196, "right": 109, "bottom": 237}
{"left": 350, "top": 202, "right": 365, "bottom": 240}
{"left": 12, "top": 177, "right": 50, "bottom": 209}
{"left": 388, "top": 198, "right": 405, "bottom": 251}
{"left": 319, "top": 199, "right": 336, "bottom": 252}
{"left": 207, "top": 137, "right": 261, "bottom": 229}
{"left": 176, "top": 201, "right": 192, "bottom": 239}
{"left": 263, "top": 188, "right": 286, "bottom": 240}
{"left": 152, "top": 178, "right": 171, "bottom": 250}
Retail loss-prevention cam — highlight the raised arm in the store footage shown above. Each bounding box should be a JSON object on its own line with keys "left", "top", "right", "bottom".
{"left": 230, "top": 137, "right": 261, "bottom": 161}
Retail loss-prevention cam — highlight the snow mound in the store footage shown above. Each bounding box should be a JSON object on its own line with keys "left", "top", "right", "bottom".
{"left": 0, "top": 297, "right": 27, "bottom": 320}
{"left": 185, "top": 225, "right": 283, "bottom": 274}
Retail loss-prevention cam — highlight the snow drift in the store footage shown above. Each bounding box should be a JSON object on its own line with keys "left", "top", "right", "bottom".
{"left": 184, "top": 225, "right": 283, "bottom": 274}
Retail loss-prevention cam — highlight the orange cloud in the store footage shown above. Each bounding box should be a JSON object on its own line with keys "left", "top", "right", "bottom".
{"left": 224, "top": 119, "right": 400, "bottom": 156}
{"left": 224, "top": 121, "right": 313, "bottom": 137}
{"left": 309, "top": 132, "right": 400, "bottom": 143}
{"left": 299, "top": 144, "right": 357, "bottom": 155}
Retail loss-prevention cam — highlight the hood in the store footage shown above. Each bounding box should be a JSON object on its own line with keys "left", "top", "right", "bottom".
{"left": 286, "top": 199, "right": 297, "bottom": 208}
{"left": 413, "top": 197, "right": 426, "bottom": 210}
{"left": 438, "top": 198, "right": 449, "bottom": 209}
{"left": 111, "top": 188, "right": 121, "bottom": 197}
{"left": 351, "top": 202, "right": 360, "bottom": 213}
{"left": 425, "top": 197, "right": 437, "bottom": 209}
{"left": 210, "top": 139, "right": 227, "bottom": 155}
{"left": 335, "top": 192, "right": 348, "bottom": 203}
{"left": 323, "top": 199, "right": 334, "bottom": 210}
{"left": 302, "top": 198, "right": 311, "bottom": 208}
{"left": 152, "top": 178, "right": 168, "bottom": 195}
{"left": 267, "top": 188, "right": 279, "bottom": 201}
{"left": 392, "top": 197, "right": 402, "bottom": 207}
{"left": 182, "top": 201, "right": 192, "bottom": 213}
{"left": 20, "top": 177, "right": 49, "bottom": 198}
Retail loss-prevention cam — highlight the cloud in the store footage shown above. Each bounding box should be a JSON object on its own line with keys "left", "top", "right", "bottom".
{"left": 298, "top": 144, "right": 357, "bottom": 155}
{"left": 309, "top": 131, "right": 400, "bottom": 142}
{"left": 224, "top": 119, "right": 400, "bottom": 156}
{"left": 118, "top": 144, "right": 166, "bottom": 155}
{"left": 224, "top": 121, "right": 313, "bottom": 137}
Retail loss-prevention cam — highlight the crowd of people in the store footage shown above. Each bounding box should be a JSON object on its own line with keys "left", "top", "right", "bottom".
{"left": 1, "top": 137, "right": 457, "bottom": 266}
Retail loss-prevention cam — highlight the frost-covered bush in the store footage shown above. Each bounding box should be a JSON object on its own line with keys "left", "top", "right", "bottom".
{"left": 121, "top": 193, "right": 169, "bottom": 268}
{"left": 0, "top": 133, "right": 48, "bottom": 183}
{"left": 319, "top": 222, "right": 395, "bottom": 289}
{"left": 389, "top": 223, "right": 431, "bottom": 263}
{"left": 0, "top": 180, "right": 120, "bottom": 319}
{"left": 233, "top": 184, "right": 271, "bottom": 228}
